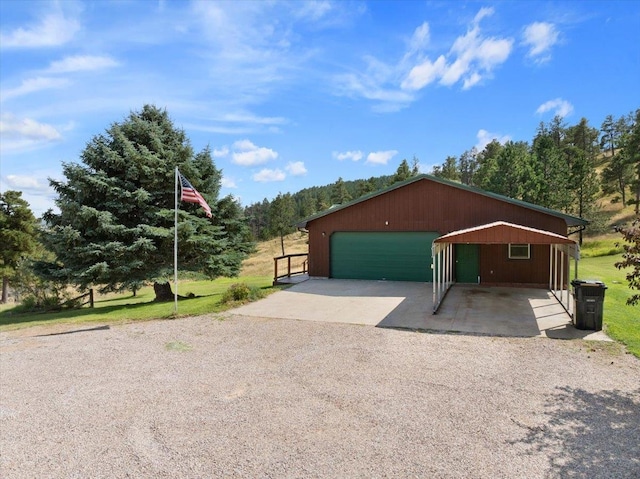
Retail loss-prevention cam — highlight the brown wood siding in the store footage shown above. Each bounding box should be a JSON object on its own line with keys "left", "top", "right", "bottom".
{"left": 479, "top": 244, "right": 551, "bottom": 286}
{"left": 307, "top": 178, "right": 569, "bottom": 278}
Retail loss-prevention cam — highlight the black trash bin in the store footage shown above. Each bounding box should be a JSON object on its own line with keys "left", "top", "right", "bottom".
{"left": 571, "top": 280, "right": 607, "bottom": 331}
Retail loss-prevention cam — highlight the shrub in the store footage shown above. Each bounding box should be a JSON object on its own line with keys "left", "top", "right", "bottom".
{"left": 220, "top": 282, "right": 268, "bottom": 305}
{"left": 221, "top": 283, "right": 252, "bottom": 303}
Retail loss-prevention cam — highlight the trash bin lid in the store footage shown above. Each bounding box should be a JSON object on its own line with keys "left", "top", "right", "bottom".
{"left": 571, "top": 279, "right": 607, "bottom": 288}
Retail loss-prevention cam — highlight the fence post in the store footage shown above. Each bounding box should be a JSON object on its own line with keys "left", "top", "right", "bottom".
{"left": 89, "top": 289, "right": 94, "bottom": 308}
{"left": 287, "top": 256, "right": 292, "bottom": 278}
{"left": 274, "top": 258, "right": 278, "bottom": 284}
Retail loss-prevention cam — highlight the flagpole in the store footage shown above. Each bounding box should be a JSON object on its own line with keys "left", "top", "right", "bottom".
{"left": 174, "top": 167, "right": 179, "bottom": 313}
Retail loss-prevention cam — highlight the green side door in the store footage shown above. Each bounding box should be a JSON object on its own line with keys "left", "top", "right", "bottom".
{"left": 330, "top": 232, "right": 438, "bottom": 282}
{"left": 455, "top": 244, "right": 479, "bottom": 283}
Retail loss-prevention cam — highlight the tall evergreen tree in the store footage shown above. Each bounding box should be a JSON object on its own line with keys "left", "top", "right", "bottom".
{"left": 331, "top": 177, "right": 352, "bottom": 204}
{"left": 268, "top": 193, "right": 296, "bottom": 255}
{"left": 564, "top": 118, "right": 601, "bottom": 243}
{"left": 0, "top": 191, "right": 39, "bottom": 303}
{"left": 529, "top": 124, "right": 572, "bottom": 210}
{"left": 40, "top": 105, "right": 252, "bottom": 301}
{"left": 357, "top": 177, "right": 378, "bottom": 197}
{"left": 390, "top": 159, "right": 413, "bottom": 185}
{"left": 486, "top": 141, "right": 532, "bottom": 200}
{"left": 458, "top": 149, "right": 478, "bottom": 186}
{"left": 473, "top": 141, "right": 503, "bottom": 190}
{"left": 432, "top": 156, "right": 461, "bottom": 182}
{"left": 622, "top": 109, "right": 640, "bottom": 214}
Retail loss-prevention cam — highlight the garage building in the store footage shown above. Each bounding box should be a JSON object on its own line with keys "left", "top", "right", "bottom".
{"left": 296, "top": 175, "right": 587, "bottom": 304}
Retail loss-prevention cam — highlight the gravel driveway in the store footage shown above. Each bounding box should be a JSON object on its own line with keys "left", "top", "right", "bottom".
{"left": 1, "top": 315, "right": 639, "bottom": 478}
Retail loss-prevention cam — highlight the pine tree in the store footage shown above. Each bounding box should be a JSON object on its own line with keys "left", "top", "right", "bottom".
{"left": 40, "top": 105, "right": 253, "bottom": 301}
{"left": 473, "top": 141, "right": 502, "bottom": 190}
{"left": 622, "top": 109, "right": 640, "bottom": 214}
{"left": 390, "top": 159, "right": 413, "bottom": 185}
{"left": 268, "top": 193, "right": 296, "bottom": 255}
{"left": 529, "top": 124, "right": 572, "bottom": 210}
{"left": 458, "top": 149, "right": 478, "bottom": 186}
{"left": 564, "top": 118, "right": 601, "bottom": 243}
{"left": 0, "top": 191, "right": 38, "bottom": 303}
{"left": 331, "top": 177, "right": 352, "bottom": 204}
{"left": 432, "top": 156, "right": 461, "bottom": 182}
{"left": 486, "top": 141, "right": 532, "bottom": 200}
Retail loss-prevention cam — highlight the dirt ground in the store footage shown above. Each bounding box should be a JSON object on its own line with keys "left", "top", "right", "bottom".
{"left": 1, "top": 315, "right": 639, "bottom": 478}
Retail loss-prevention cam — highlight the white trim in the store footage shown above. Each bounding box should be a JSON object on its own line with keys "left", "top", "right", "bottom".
{"left": 508, "top": 243, "right": 530, "bottom": 259}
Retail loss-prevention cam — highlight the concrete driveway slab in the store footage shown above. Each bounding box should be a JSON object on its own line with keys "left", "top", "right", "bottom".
{"left": 234, "top": 279, "right": 609, "bottom": 340}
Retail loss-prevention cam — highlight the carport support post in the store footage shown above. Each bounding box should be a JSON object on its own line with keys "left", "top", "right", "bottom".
{"left": 549, "top": 248, "right": 553, "bottom": 291}
{"left": 565, "top": 243, "right": 571, "bottom": 312}
{"left": 560, "top": 244, "right": 565, "bottom": 304}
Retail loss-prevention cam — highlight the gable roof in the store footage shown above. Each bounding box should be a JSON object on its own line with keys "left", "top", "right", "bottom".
{"left": 296, "top": 174, "right": 588, "bottom": 228}
{"left": 434, "top": 221, "right": 576, "bottom": 244}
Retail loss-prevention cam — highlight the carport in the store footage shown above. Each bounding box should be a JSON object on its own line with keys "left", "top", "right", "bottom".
{"left": 432, "top": 221, "right": 579, "bottom": 314}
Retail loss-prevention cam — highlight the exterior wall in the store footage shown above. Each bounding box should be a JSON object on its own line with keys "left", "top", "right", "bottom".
{"left": 307, "top": 178, "right": 568, "bottom": 278}
{"left": 479, "top": 244, "right": 551, "bottom": 286}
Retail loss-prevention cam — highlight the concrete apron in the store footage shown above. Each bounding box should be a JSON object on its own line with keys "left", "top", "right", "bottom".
{"left": 232, "top": 279, "right": 610, "bottom": 340}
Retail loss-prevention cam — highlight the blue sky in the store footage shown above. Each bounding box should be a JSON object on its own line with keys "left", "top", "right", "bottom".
{"left": 1, "top": 0, "right": 639, "bottom": 216}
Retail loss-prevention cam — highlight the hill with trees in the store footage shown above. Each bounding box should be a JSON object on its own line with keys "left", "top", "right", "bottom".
{"left": 245, "top": 110, "right": 639, "bottom": 245}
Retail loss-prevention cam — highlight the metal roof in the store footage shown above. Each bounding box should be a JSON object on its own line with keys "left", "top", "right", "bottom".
{"left": 296, "top": 174, "right": 588, "bottom": 228}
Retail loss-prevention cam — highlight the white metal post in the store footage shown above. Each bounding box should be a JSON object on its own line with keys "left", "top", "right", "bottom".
{"left": 174, "top": 167, "right": 179, "bottom": 313}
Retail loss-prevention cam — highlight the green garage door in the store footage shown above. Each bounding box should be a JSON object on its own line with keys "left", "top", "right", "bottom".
{"left": 330, "top": 232, "right": 438, "bottom": 282}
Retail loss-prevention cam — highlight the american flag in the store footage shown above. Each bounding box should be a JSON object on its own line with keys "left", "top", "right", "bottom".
{"left": 179, "top": 173, "right": 212, "bottom": 218}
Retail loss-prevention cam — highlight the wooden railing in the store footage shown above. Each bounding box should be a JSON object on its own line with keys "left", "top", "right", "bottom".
{"left": 273, "top": 253, "right": 309, "bottom": 285}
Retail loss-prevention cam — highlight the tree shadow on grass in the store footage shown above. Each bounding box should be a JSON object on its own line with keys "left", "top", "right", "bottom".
{"left": 0, "top": 300, "right": 158, "bottom": 327}
{"left": 511, "top": 386, "right": 640, "bottom": 478}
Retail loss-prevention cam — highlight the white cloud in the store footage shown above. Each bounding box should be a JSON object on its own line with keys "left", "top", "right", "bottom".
{"left": 5, "top": 174, "right": 46, "bottom": 191}
{"left": 213, "top": 146, "right": 229, "bottom": 158}
{"left": 231, "top": 139, "right": 278, "bottom": 166}
{"left": 1, "top": 77, "right": 70, "bottom": 100}
{"left": 333, "top": 150, "right": 363, "bottom": 162}
{"left": 523, "top": 22, "right": 559, "bottom": 62}
{"left": 366, "top": 150, "right": 398, "bottom": 165}
{"left": 343, "top": 7, "right": 513, "bottom": 109}
{"left": 0, "top": 113, "right": 62, "bottom": 140}
{"left": 189, "top": 1, "right": 315, "bottom": 104}
{"left": 0, "top": 12, "right": 80, "bottom": 48}
{"left": 46, "top": 55, "right": 119, "bottom": 73}
{"left": 536, "top": 98, "right": 574, "bottom": 118}
{"left": 219, "top": 113, "right": 287, "bottom": 125}
{"left": 407, "top": 21, "right": 430, "bottom": 56}
{"left": 286, "top": 161, "right": 307, "bottom": 176}
{"left": 253, "top": 168, "right": 286, "bottom": 182}
{"left": 221, "top": 176, "right": 237, "bottom": 188}
{"left": 404, "top": 8, "right": 513, "bottom": 91}
{"left": 434, "top": 10, "right": 513, "bottom": 90}
{"left": 401, "top": 55, "right": 447, "bottom": 90}
{"left": 0, "top": 113, "right": 62, "bottom": 153}
{"left": 293, "top": 1, "right": 333, "bottom": 21}
{"left": 475, "top": 129, "right": 511, "bottom": 151}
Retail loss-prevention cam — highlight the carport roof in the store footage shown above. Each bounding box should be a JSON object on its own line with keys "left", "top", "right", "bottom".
{"left": 434, "top": 221, "right": 576, "bottom": 244}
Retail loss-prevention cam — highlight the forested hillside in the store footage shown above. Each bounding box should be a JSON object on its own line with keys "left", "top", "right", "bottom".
{"left": 245, "top": 110, "right": 639, "bottom": 243}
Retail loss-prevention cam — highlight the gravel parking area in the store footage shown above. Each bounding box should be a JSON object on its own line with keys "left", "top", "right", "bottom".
{"left": 1, "top": 315, "right": 639, "bottom": 478}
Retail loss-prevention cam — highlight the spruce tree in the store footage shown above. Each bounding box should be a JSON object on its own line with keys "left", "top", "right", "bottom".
{"left": 0, "top": 191, "right": 39, "bottom": 303}
{"left": 41, "top": 105, "right": 252, "bottom": 301}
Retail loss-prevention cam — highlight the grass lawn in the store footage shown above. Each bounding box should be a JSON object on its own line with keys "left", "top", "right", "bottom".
{"left": 0, "top": 276, "right": 275, "bottom": 332}
{"left": 575, "top": 254, "right": 639, "bottom": 358}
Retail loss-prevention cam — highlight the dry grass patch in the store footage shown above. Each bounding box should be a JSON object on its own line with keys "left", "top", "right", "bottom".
{"left": 240, "top": 232, "right": 308, "bottom": 277}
